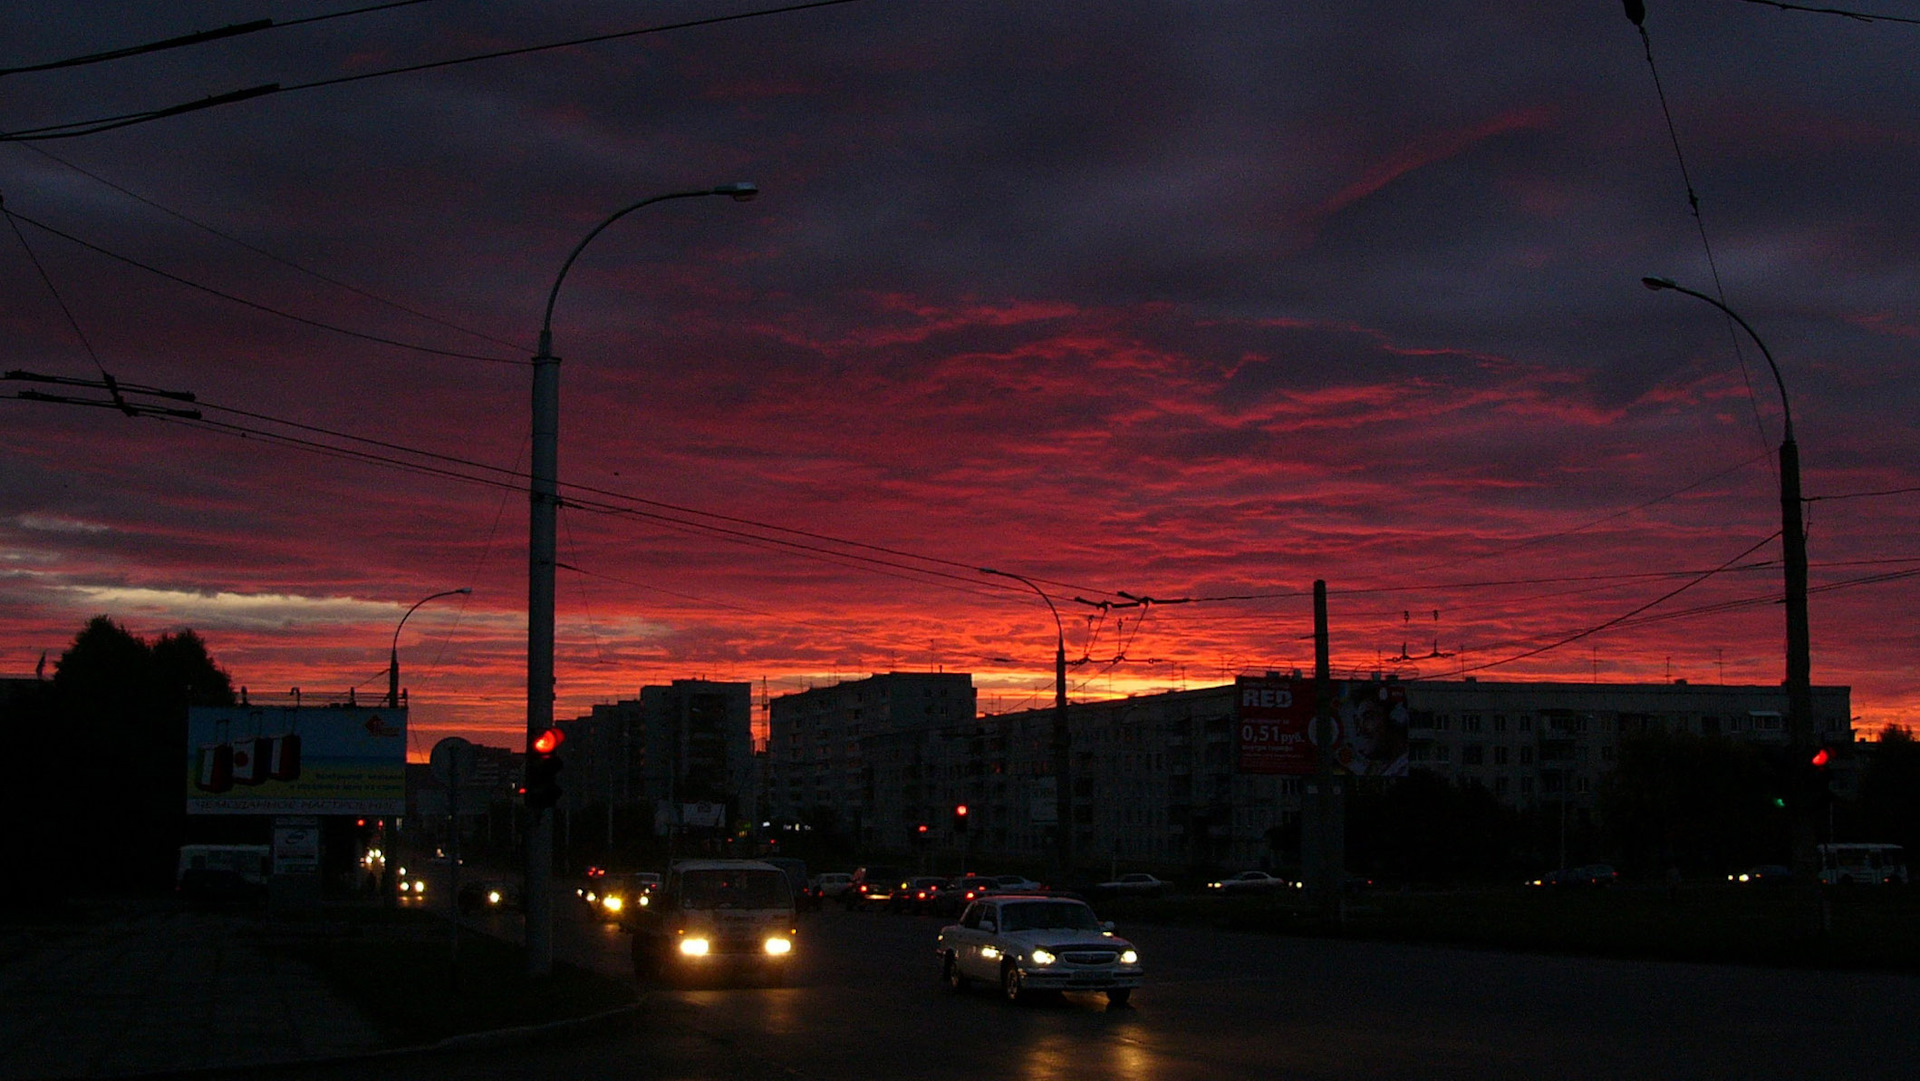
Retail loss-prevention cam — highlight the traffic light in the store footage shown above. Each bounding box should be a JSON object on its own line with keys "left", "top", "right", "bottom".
{"left": 953, "top": 803, "right": 969, "bottom": 834}
{"left": 1802, "top": 745, "right": 1834, "bottom": 810}
{"left": 913, "top": 822, "right": 930, "bottom": 845}
{"left": 525, "top": 727, "right": 565, "bottom": 810}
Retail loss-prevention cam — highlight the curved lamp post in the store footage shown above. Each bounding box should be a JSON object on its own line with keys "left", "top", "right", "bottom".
{"left": 524, "top": 182, "right": 757, "bottom": 976}
{"left": 388, "top": 588, "right": 470, "bottom": 708}
{"left": 981, "top": 567, "right": 1074, "bottom": 879}
{"left": 1642, "top": 275, "right": 1814, "bottom": 873}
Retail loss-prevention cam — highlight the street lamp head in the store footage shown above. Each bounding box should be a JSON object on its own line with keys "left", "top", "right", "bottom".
{"left": 713, "top": 182, "right": 758, "bottom": 202}
{"left": 1641, "top": 275, "right": 1677, "bottom": 292}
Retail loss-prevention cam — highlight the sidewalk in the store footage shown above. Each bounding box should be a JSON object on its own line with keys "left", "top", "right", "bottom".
{"left": 0, "top": 902, "right": 385, "bottom": 1079}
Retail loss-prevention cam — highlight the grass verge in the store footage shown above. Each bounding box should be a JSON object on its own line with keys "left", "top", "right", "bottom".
{"left": 288, "top": 908, "right": 636, "bottom": 1046}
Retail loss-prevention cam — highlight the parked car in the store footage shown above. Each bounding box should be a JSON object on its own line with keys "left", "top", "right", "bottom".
{"left": 936, "top": 894, "right": 1143, "bottom": 1006}
{"left": 1205, "top": 870, "right": 1292, "bottom": 894}
{"left": 992, "top": 875, "right": 1045, "bottom": 893}
{"left": 1094, "top": 873, "right": 1167, "bottom": 898}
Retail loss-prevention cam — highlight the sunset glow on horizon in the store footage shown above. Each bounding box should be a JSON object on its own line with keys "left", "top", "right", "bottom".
{"left": 4, "top": 3, "right": 1915, "bottom": 757}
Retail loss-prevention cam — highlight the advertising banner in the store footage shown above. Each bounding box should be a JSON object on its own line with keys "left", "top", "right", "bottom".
{"left": 1236, "top": 677, "right": 1410, "bottom": 777}
{"left": 1236, "top": 676, "right": 1317, "bottom": 775}
{"left": 186, "top": 706, "right": 407, "bottom": 815}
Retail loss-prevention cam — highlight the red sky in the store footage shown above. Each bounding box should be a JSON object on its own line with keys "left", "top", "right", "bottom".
{"left": 3, "top": 2, "right": 1916, "bottom": 758}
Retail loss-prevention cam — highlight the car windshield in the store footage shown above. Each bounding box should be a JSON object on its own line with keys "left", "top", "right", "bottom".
{"left": 999, "top": 901, "right": 1101, "bottom": 933}
{"left": 678, "top": 870, "right": 790, "bottom": 909}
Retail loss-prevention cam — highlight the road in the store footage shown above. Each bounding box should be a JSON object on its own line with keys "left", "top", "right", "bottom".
{"left": 290, "top": 899, "right": 1920, "bottom": 1081}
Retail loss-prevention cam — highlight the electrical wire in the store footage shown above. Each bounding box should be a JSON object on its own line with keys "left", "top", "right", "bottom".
{"left": 0, "top": 0, "right": 868, "bottom": 141}
{"left": 2, "top": 205, "right": 522, "bottom": 364}
{"left": 0, "top": 2, "right": 437, "bottom": 77}
{"left": 18, "top": 143, "right": 526, "bottom": 352}
{"left": 1732, "top": 0, "right": 1920, "bottom": 25}
{"left": 1627, "top": 6, "right": 1775, "bottom": 463}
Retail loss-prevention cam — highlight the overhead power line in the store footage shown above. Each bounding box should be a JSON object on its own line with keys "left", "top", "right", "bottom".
{"left": 21, "top": 144, "right": 525, "bottom": 353}
{"left": 0, "top": 0, "right": 867, "bottom": 142}
{"left": 1732, "top": 0, "right": 1920, "bottom": 26}
{"left": 0, "top": 2, "right": 436, "bottom": 77}
{"left": 2, "top": 204, "right": 522, "bottom": 364}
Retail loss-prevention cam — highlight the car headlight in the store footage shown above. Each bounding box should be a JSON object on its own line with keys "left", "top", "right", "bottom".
{"left": 980, "top": 945, "right": 1001, "bottom": 961}
{"left": 602, "top": 895, "right": 624, "bottom": 913}
{"left": 679, "top": 937, "right": 711, "bottom": 957}
{"left": 638, "top": 894, "right": 649, "bottom": 907}
{"left": 1029, "top": 949, "right": 1056, "bottom": 966}
{"left": 487, "top": 890, "right": 503, "bottom": 905}
{"left": 584, "top": 890, "right": 598, "bottom": 903}
{"left": 1119, "top": 949, "right": 1139, "bottom": 965}
{"left": 763, "top": 936, "right": 792, "bottom": 956}
{"left": 411, "top": 880, "right": 426, "bottom": 894}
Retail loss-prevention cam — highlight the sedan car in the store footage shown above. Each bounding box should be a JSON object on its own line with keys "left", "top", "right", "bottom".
{"left": 1094, "top": 872, "right": 1167, "bottom": 897}
{"left": 1206, "top": 870, "right": 1293, "bottom": 893}
{"left": 1727, "top": 864, "right": 1792, "bottom": 886}
{"left": 936, "top": 895, "right": 1143, "bottom": 1006}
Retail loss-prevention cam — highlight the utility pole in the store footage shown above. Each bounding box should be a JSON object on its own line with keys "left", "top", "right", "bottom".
{"left": 1306, "top": 581, "right": 1344, "bottom": 925}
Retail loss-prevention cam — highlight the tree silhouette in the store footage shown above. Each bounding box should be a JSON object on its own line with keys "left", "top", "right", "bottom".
{"left": 51, "top": 616, "right": 236, "bottom": 893}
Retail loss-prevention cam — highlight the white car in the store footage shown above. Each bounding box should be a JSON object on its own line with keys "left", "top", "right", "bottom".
{"left": 1205, "top": 870, "right": 1293, "bottom": 893}
{"left": 1094, "top": 872, "right": 1167, "bottom": 897}
{"left": 809, "top": 872, "right": 855, "bottom": 899}
{"left": 936, "top": 895, "right": 1143, "bottom": 1006}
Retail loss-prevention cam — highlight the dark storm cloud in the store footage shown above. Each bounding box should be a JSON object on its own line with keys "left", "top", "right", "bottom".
{"left": 2, "top": 1, "right": 1916, "bottom": 741}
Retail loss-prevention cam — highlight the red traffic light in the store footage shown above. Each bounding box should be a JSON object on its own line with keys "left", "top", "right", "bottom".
{"left": 954, "top": 804, "right": 969, "bottom": 817}
{"left": 916, "top": 823, "right": 929, "bottom": 834}
{"left": 532, "top": 727, "right": 565, "bottom": 755}
{"left": 1811, "top": 747, "right": 1831, "bottom": 767}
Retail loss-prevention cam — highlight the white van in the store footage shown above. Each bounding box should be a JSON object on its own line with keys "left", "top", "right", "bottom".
{"left": 627, "top": 859, "right": 797, "bottom": 985}
{"left": 1818, "top": 843, "right": 1908, "bottom": 886}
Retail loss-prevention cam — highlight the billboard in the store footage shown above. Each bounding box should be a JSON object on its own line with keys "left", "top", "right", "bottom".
{"left": 1236, "top": 676, "right": 1317, "bottom": 775}
{"left": 186, "top": 706, "right": 407, "bottom": 815}
{"left": 1236, "top": 677, "right": 1409, "bottom": 777}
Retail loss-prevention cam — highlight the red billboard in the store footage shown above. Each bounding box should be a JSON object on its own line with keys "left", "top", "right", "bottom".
{"left": 1236, "top": 676, "right": 1316, "bottom": 775}
{"left": 1236, "top": 677, "right": 1410, "bottom": 777}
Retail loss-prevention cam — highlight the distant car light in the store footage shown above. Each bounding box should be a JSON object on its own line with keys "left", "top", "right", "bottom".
{"left": 602, "top": 895, "right": 624, "bottom": 913}
{"left": 679, "top": 937, "right": 711, "bottom": 957}
{"left": 410, "top": 880, "right": 425, "bottom": 894}
{"left": 1029, "top": 949, "right": 1056, "bottom": 966}
{"left": 763, "top": 936, "right": 792, "bottom": 956}
{"left": 487, "top": 889, "right": 503, "bottom": 905}
{"left": 637, "top": 894, "right": 649, "bottom": 907}
{"left": 1120, "top": 949, "right": 1139, "bottom": 965}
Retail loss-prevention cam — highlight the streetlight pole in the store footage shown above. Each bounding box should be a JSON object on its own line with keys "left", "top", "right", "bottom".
{"left": 981, "top": 567, "right": 1073, "bottom": 881}
{"left": 1642, "top": 275, "right": 1815, "bottom": 875}
{"left": 389, "top": 588, "right": 471, "bottom": 708}
{"left": 525, "top": 182, "right": 758, "bottom": 977}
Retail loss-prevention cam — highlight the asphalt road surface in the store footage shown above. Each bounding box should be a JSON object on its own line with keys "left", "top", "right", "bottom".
{"left": 279, "top": 900, "right": 1920, "bottom": 1081}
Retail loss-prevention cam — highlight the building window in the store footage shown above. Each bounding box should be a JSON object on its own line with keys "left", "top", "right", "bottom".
{"left": 1461, "top": 744, "right": 1484, "bottom": 766}
{"left": 1519, "top": 715, "right": 1534, "bottom": 733}
{"left": 1494, "top": 776, "right": 1509, "bottom": 796}
{"left": 1520, "top": 746, "right": 1534, "bottom": 765}
{"left": 1493, "top": 745, "right": 1509, "bottom": 766}
{"left": 1463, "top": 714, "right": 1483, "bottom": 733}
{"left": 1493, "top": 714, "right": 1507, "bottom": 733}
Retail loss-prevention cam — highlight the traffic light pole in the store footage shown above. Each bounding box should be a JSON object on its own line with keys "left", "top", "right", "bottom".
{"left": 526, "top": 336, "right": 558, "bottom": 978}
